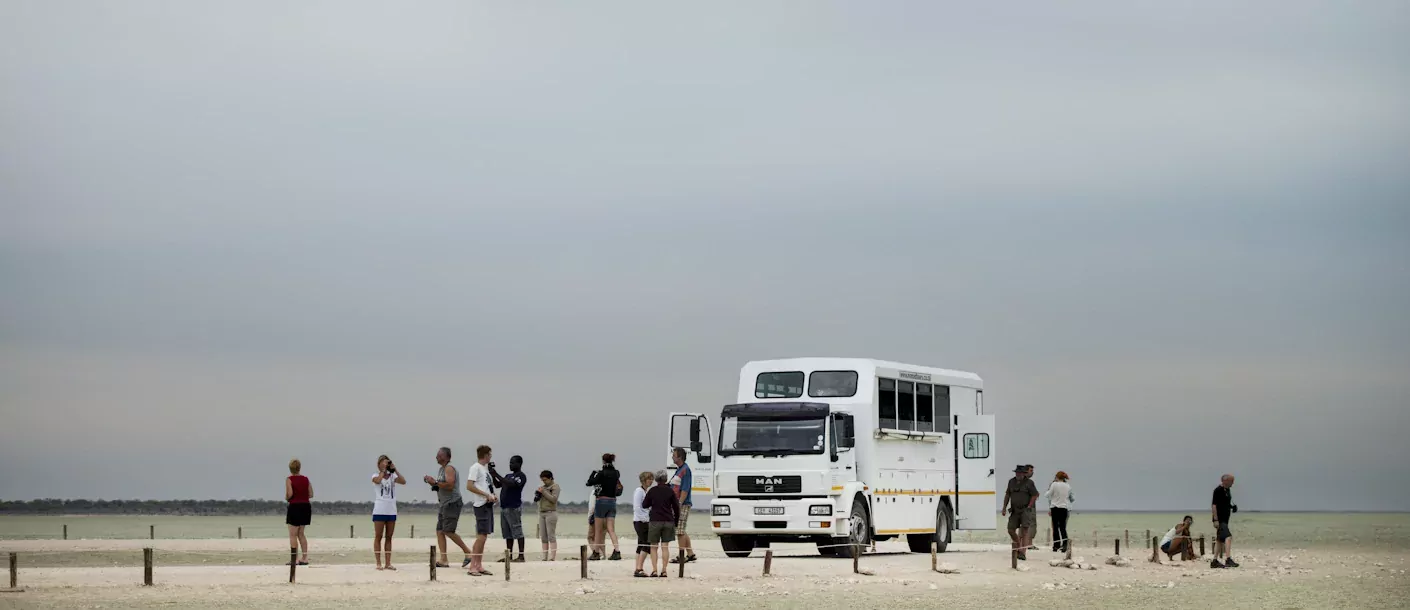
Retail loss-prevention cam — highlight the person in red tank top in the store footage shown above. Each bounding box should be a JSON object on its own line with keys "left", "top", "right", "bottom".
{"left": 285, "top": 459, "right": 313, "bottom": 565}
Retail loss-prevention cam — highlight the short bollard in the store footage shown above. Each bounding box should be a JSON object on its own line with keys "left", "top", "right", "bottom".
{"left": 505, "top": 550, "right": 512, "bottom": 581}
{"left": 1199, "top": 536, "right": 1206, "bottom": 557}
{"left": 1011, "top": 548, "right": 1018, "bottom": 570}
{"left": 289, "top": 548, "right": 298, "bottom": 583}
{"left": 1115, "top": 539, "right": 1120, "bottom": 556}
{"left": 429, "top": 546, "right": 436, "bottom": 581}
{"left": 150, "top": 525, "right": 155, "bottom": 540}
{"left": 1146, "top": 530, "right": 1151, "bottom": 549}
{"left": 677, "top": 550, "right": 685, "bottom": 578}
{"left": 763, "top": 550, "right": 773, "bottom": 576}
{"left": 238, "top": 527, "right": 242, "bottom": 540}
{"left": 410, "top": 525, "right": 415, "bottom": 539}
{"left": 580, "top": 545, "right": 588, "bottom": 579}
{"left": 1065, "top": 544, "right": 1073, "bottom": 561}
{"left": 853, "top": 545, "right": 861, "bottom": 573}
{"left": 1125, "top": 529, "right": 1130, "bottom": 551}
{"left": 63, "top": 524, "right": 68, "bottom": 540}
{"left": 1149, "top": 537, "right": 1160, "bottom": 564}
{"left": 1092, "top": 529, "right": 1097, "bottom": 548}
{"left": 143, "top": 548, "right": 153, "bottom": 586}
{"left": 350, "top": 525, "right": 355, "bottom": 539}
{"left": 930, "top": 542, "right": 937, "bottom": 572}
{"left": 8, "top": 552, "right": 17, "bottom": 590}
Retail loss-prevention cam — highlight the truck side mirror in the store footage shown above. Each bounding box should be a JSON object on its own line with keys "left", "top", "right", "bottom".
{"left": 841, "top": 415, "right": 856, "bottom": 448}
{"left": 689, "top": 419, "right": 702, "bottom": 453}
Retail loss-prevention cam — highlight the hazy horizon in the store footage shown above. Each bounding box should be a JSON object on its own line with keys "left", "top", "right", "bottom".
{"left": 2, "top": 2, "right": 1408, "bottom": 511}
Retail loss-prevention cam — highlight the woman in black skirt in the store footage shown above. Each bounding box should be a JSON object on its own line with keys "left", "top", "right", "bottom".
{"left": 286, "top": 458, "right": 313, "bottom": 565}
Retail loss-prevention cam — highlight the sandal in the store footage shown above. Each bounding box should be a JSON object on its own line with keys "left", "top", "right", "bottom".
{"left": 435, "top": 562, "right": 451, "bottom": 568}
{"left": 649, "top": 571, "right": 658, "bottom": 577}
{"left": 467, "top": 570, "right": 483, "bottom": 577}
{"left": 385, "top": 566, "right": 396, "bottom": 571}
{"left": 298, "top": 561, "right": 309, "bottom": 566}
{"left": 634, "top": 570, "right": 648, "bottom": 578}
{"left": 658, "top": 571, "right": 668, "bottom": 578}
{"left": 479, "top": 569, "right": 493, "bottom": 576}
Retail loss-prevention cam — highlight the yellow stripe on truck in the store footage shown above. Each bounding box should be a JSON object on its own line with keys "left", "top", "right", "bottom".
{"left": 691, "top": 487, "right": 711, "bottom": 492}
{"left": 871, "top": 490, "right": 996, "bottom": 496}
{"left": 875, "top": 528, "right": 936, "bottom": 535}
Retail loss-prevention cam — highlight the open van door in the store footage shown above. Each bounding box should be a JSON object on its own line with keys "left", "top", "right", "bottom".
{"left": 953, "top": 414, "right": 996, "bottom": 530}
{"left": 667, "top": 412, "right": 714, "bottom": 498}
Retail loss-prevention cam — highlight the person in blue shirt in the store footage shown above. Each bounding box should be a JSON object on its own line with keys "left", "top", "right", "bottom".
{"left": 669, "top": 448, "right": 697, "bottom": 563}
{"left": 492, "top": 455, "right": 529, "bottom": 562}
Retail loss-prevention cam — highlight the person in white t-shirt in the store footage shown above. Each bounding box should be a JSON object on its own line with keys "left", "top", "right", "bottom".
{"left": 1045, "top": 471, "right": 1074, "bottom": 553}
{"left": 372, "top": 455, "right": 406, "bottom": 570}
{"left": 631, "top": 471, "right": 654, "bottom": 577}
{"left": 464, "top": 445, "right": 497, "bottom": 576}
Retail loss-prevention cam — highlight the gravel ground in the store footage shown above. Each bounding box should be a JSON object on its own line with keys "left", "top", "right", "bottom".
{"left": 1, "top": 537, "right": 1406, "bottom": 609}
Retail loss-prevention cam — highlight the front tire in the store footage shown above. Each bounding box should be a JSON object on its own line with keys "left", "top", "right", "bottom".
{"left": 907, "top": 501, "right": 953, "bottom": 553}
{"left": 833, "top": 497, "right": 870, "bottom": 559}
{"left": 720, "top": 534, "right": 754, "bottom": 558}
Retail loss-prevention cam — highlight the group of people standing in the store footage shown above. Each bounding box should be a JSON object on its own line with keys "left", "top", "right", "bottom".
{"left": 281, "top": 446, "right": 695, "bottom": 577}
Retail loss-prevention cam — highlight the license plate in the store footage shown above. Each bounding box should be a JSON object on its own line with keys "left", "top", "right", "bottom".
{"left": 754, "top": 507, "right": 785, "bottom": 516}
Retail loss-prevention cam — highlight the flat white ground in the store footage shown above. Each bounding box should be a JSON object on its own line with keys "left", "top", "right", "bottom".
{"left": 2, "top": 537, "right": 1406, "bottom": 608}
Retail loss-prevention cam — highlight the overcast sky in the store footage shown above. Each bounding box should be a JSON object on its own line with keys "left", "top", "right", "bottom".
{"left": 2, "top": 2, "right": 1407, "bottom": 511}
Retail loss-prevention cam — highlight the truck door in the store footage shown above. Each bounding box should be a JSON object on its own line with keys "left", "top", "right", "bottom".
{"left": 953, "top": 414, "right": 996, "bottom": 530}
{"left": 667, "top": 412, "right": 715, "bottom": 498}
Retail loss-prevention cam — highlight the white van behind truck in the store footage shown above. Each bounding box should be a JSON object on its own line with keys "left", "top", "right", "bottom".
{"left": 667, "top": 358, "right": 996, "bottom": 558}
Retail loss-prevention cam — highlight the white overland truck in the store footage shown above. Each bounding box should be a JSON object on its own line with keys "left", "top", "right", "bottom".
{"left": 668, "top": 357, "right": 996, "bottom": 558}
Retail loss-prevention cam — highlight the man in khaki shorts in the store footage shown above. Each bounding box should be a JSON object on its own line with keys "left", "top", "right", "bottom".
{"left": 1002, "top": 464, "right": 1038, "bottom": 560}
{"left": 669, "top": 448, "right": 698, "bottom": 563}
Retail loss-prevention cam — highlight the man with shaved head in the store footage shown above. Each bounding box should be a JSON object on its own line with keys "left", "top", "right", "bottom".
{"left": 1210, "top": 474, "right": 1239, "bottom": 568}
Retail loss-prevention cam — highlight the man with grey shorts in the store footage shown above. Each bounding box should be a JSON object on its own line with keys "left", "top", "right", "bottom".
{"left": 422, "top": 447, "right": 472, "bottom": 568}
{"left": 494, "top": 455, "right": 528, "bottom": 563}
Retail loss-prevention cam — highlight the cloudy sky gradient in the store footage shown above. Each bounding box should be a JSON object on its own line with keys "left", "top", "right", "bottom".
{"left": 2, "top": 1, "right": 1408, "bottom": 510}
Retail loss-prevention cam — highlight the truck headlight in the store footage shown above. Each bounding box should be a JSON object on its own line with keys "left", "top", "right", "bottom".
{"left": 713, "top": 505, "right": 730, "bottom": 516}
{"left": 809, "top": 505, "right": 833, "bottom": 516}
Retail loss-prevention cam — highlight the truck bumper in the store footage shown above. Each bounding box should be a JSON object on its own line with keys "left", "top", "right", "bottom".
{"left": 709, "top": 497, "right": 847, "bottom": 537}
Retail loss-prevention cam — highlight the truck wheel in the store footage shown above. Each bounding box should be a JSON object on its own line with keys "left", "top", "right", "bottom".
{"left": 907, "top": 501, "right": 952, "bottom": 553}
{"left": 833, "top": 497, "right": 870, "bottom": 559}
{"left": 720, "top": 534, "right": 754, "bottom": 558}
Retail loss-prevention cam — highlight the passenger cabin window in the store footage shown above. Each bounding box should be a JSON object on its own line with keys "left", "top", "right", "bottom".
{"left": 755, "top": 372, "right": 804, "bottom": 398}
{"left": 897, "top": 381, "right": 915, "bottom": 430}
{"left": 935, "top": 385, "right": 951, "bottom": 433}
{"left": 878, "top": 378, "right": 897, "bottom": 429}
{"left": 808, "top": 371, "right": 858, "bottom": 397}
{"left": 916, "top": 384, "right": 934, "bottom": 432}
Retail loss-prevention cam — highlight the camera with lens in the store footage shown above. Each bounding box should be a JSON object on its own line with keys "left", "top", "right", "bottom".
{"left": 533, "top": 489, "right": 543, "bottom": 502}
{"left": 385, "top": 462, "right": 396, "bottom": 474}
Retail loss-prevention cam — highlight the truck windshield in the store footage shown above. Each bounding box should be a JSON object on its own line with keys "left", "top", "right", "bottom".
{"left": 718, "top": 417, "right": 827, "bottom": 456}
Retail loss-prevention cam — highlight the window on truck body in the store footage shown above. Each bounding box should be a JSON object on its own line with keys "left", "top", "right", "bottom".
{"left": 916, "top": 383, "right": 933, "bottom": 432}
{"left": 898, "top": 381, "right": 915, "bottom": 430}
{"left": 755, "top": 371, "right": 803, "bottom": 398}
{"left": 878, "top": 378, "right": 897, "bottom": 430}
{"left": 808, "top": 370, "right": 858, "bottom": 398}
{"left": 934, "top": 385, "right": 950, "bottom": 433}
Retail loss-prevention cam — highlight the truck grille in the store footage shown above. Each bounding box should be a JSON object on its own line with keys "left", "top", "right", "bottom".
{"left": 736, "top": 475, "right": 802, "bottom": 493}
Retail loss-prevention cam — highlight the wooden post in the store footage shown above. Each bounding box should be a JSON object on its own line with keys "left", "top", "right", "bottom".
{"left": 1115, "top": 539, "right": 1120, "bottom": 556}
{"left": 677, "top": 550, "right": 685, "bottom": 578}
{"left": 1199, "top": 535, "right": 1206, "bottom": 557}
{"left": 1150, "top": 537, "right": 1160, "bottom": 564}
{"left": 289, "top": 548, "right": 297, "bottom": 583}
{"left": 504, "top": 550, "right": 511, "bottom": 581}
{"left": 1146, "top": 530, "right": 1151, "bottom": 549}
{"left": 238, "top": 527, "right": 242, "bottom": 540}
{"left": 1125, "top": 529, "right": 1129, "bottom": 551}
{"left": 410, "top": 524, "right": 414, "bottom": 539}
{"left": 930, "top": 542, "right": 937, "bottom": 572}
{"left": 143, "top": 548, "right": 153, "bottom": 586}
{"left": 853, "top": 545, "right": 861, "bottom": 573}
{"left": 1011, "top": 548, "right": 1018, "bottom": 570}
{"left": 580, "top": 545, "right": 588, "bottom": 579}
{"left": 1065, "top": 544, "right": 1072, "bottom": 560}
{"left": 150, "top": 525, "right": 155, "bottom": 540}
{"left": 1092, "top": 529, "right": 1097, "bottom": 548}
{"left": 350, "top": 525, "right": 355, "bottom": 539}
{"left": 8, "top": 552, "right": 16, "bottom": 589}
{"left": 63, "top": 524, "right": 67, "bottom": 540}
{"left": 763, "top": 550, "right": 773, "bottom": 576}
{"left": 429, "top": 546, "right": 436, "bottom": 581}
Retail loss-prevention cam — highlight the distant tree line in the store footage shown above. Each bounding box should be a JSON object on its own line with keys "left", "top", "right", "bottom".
{"left": 0, "top": 499, "right": 594, "bottom": 516}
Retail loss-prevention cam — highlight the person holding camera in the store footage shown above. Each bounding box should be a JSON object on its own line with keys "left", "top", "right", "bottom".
{"left": 422, "top": 447, "right": 473, "bottom": 569}
{"left": 585, "top": 453, "right": 623, "bottom": 561}
{"left": 371, "top": 454, "right": 406, "bottom": 570}
{"left": 1211, "top": 473, "right": 1240, "bottom": 569}
{"left": 492, "top": 455, "right": 529, "bottom": 563}
{"left": 465, "top": 445, "right": 497, "bottom": 576}
{"left": 535, "top": 470, "right": 560, "bottom": 561}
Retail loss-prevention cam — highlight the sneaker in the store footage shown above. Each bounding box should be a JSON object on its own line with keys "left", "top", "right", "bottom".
{"left": 1223, "top": 558, "right": 1239, "bottom": 568}
{"left": 609, "top": 550, "right": 622, "bottom": 561}
{"left": 1210, "top": 559, "right": 1225, "bottom": 569}
{"left": 513, "top": 555, "right": 526, "bottom": 563}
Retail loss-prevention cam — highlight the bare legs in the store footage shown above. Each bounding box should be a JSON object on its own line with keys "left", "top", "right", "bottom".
{"left": 437, "top": 530, "right": 471, "bottom": 566}
{"left": 373, "top": 521, "right": 396, "bottom": 569}
{"left": 286, "top": 525, "right": 308, "bottom": 563}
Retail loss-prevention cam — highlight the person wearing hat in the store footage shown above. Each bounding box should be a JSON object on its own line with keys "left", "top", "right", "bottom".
{"left": 1045, "top": 471, "right": 1074, "bottom": 553}
{"left": 1001, "top": 464, "right": 1039, "bottom": 560}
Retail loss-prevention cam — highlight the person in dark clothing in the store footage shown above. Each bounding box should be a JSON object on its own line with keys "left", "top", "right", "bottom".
{"left": 640, "top": 471, "right": 680, "bottom": 577}
{"left": 586, "top": 453, "right": 624, "bottom": 561}
{"left": 491, "top": 455, "right": 529, "bottom": 563}
{"left": 1211, "top": 474, "right": 1239, "bottom": 568}
{"left": 1001, "top": 465, "right": 1039, "bottom": 560}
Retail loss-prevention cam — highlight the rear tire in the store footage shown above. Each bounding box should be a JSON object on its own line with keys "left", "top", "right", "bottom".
{"left": 907, "top": 502, "right": 953, "bottom": 553}
{"left": 720, "top": 534, "right": 754, "bottom": 558}
{"left": 833, "top": 497, "right": 870, "bottom": 559}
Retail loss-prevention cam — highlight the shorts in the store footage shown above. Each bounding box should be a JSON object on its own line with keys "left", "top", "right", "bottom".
{"left": 648, "top": 522, "right": 676, "bottom": 544}
{"left": 474, "top": 503, "right": 494, "bottom": 536}
{"left": 539, "top": 511, "right": 558, "bottom": 542}
{"left": 1006, "top": 507, "right": 1030, "bottom": 531}
{"left": 500, "top": 507, "right": 524, "bottom": 539}
{"left": 633, "top": 521, "right": 650, "bottom": 554}
{"left": 1160, "top": 541, "right": 1172, "bottom": 553}
{"left": 1021, "top": 506, "right": 1037, "bottom": 531}
{"left": 372, "top": 514, "right": 397, "bottom": 523}
{"left": 677, "top": 504, "right": 691, "bottom": 530}
{"left": 436, "top": 500, "right": 463, "bottom": 533}
{"left": 594, "top": 498, "right": 617, "bottom": 519}
{"left": 1216, "top": 521, "right": 1231, "bottom": 542}
{"left": 286, "top": 503, "right": 312, "bottom": 527}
